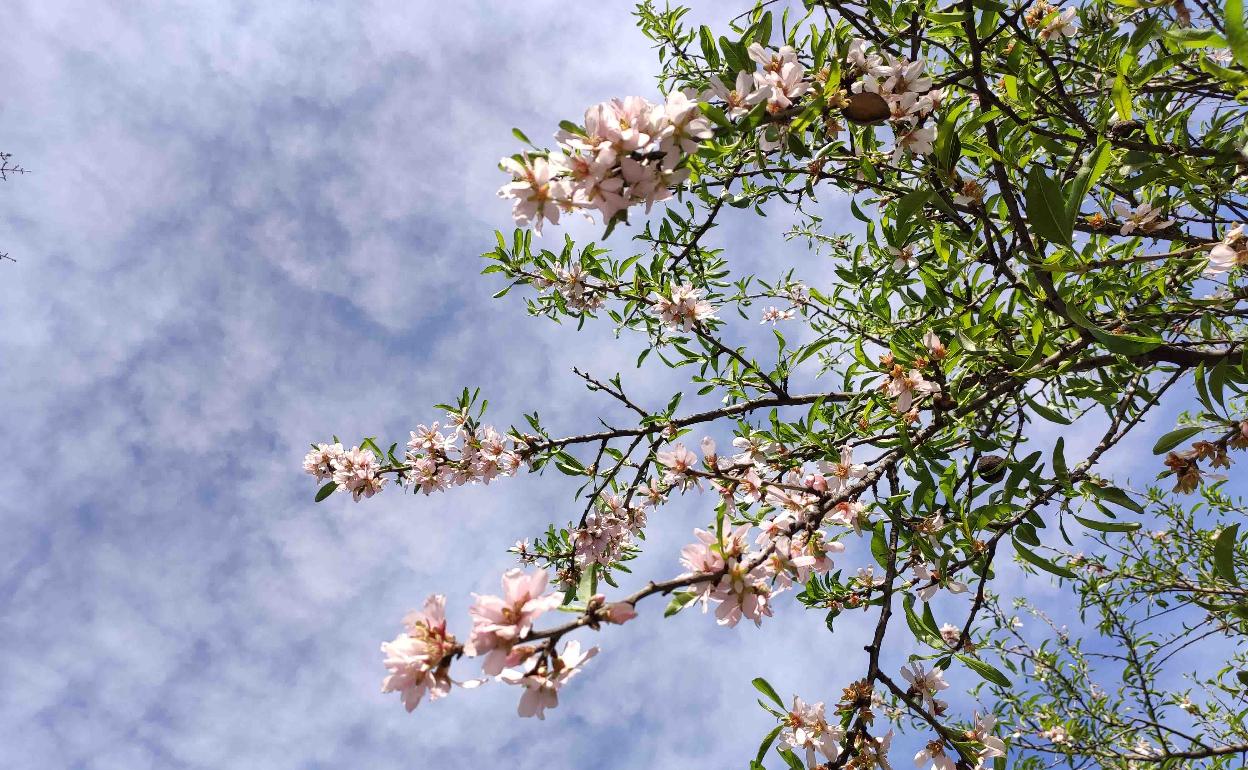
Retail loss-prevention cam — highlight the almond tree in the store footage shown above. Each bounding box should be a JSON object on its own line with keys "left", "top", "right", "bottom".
{"left": 304, "top": 1, "right": 1248, "bottom": 767}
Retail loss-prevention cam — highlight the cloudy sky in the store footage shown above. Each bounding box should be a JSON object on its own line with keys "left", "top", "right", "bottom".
{"left": 1, "top": 2, "right": 1236, "bottom": 768}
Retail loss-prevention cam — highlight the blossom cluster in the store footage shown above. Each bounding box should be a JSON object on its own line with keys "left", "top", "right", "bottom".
{"left": 380, "top": 569, "right": 635, "bottom": 718}
{"left": 497, "top": 92, "right": 713, "bottom": 234}
{"left": 303, "top": 416, "right": 528, "bottom": 501}
{"left": 847, "top": 39, "right": 942, "bottom": 162}
{"left": 570, "top": 490, "right": 654, "bottom": 568}
{"left": 1161, "top": 420, "right": 1245, "bottom": 493}
{"left": 651, "top": 282, "right": 717, "bottom": 331}
{"left": 703, "top": 43, "right": 814, "bottom": 151}
{"left": 666, "top": 439, "right": 892, "bottom": 626}
{"left": 533, "top": 263, "right": 605, "bottom": 312}
{"left": 403, "top": 419, "right": 525, "bottom": 494}
{"left": 302, "top": 442, "right": 386, "bottom": 501}
{"left": 780, "top": 685, "right": 1004, "bottom": 770}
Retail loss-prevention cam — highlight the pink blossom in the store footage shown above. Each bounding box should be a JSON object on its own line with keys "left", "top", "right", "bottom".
{"left": 332, "top": 445, "right": 386, "bottom": 501}
{"left": 1112, "top": 200, "right": 1174, "bottom": 235}
{"left": 783, "top": 696, "right": 844, "bottom": 766}
{"left": 680, "top": 527, "right": 728, "bottom": 575}
{"left": 968, "top": 712, "right": 1007, "bottom": 763}
{"left": 662, "top": 90, "right": 714, "bottom": 154}
{"left": 1039, "top": 7, "right": 1078, "bottom": 41}
{"left": 302, "top": 442, "right": 344, "bottom": 482}
{"left": 499, "top": 640, "right": 598, "bottom": 719}
{"left": 829, "top": 500, "right": 871, "bottom": 535}
{"left": 711, "top": 559, "right": 774, "bottom": 627}
{"left": 900, "top": 661, "right": 949, "bottom": 714}
{"left": 380, "top": 595, "right": 459, "bottom": 711}
{"left": 467, "top": 569, "right": 562, "bottom": 676}
{"left": 1206, "top": 225, "right": 1247, "bottom": 276}
{"left": 892, "top": 125, "right": 936, "bottom": 162}
{"left": 737, "top": 467, "right": 765, "bottom": 503}
{"left": 819, "top": 444, "right": 868, "bottom": 490}
{"left": 656, "top": 442, "right": 700, "bottom": 480}
{"left": 914, "top": 739, "right": 956, "bottom": 770}
{"left": 847, "top": 38, "right": 879, "bottom": 72}
{"left": 497, "top": 155, "right": 564, "bottom": 235}
{"left": 760, "top": 306, "right": 796, "bottom": 324}
{"left": 748, "top": 43, "right": 800, "bottom": 73}
{"left": 884, "top": 366, "right": 940, "bottom": 412}
{"left": 707, "top": 71, "right": 771, "bottom": 118}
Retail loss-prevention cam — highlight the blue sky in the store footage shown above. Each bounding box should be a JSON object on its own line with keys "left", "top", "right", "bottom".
{"left": 1, "top": 2, "right": 1240, "bottom": 768}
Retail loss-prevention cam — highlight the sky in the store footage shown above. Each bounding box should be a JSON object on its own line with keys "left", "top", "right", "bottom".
{"left": 0, "top": 2, "right": 1239, "bottom": 769}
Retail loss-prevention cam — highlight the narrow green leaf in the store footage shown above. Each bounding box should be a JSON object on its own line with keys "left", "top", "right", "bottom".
{"left": 1215, "top": 523, "right": 1241, "bottom": 585}
{"left": 756, "top": 724, "right": 784, "bottom": 764}
{"left": 894, "top": 188, "right": 931, "bottom": 244}
{"left": 1112, "top": 56, "right": 1134, "bottom": 120}
{"left": 1053, "top": 437, "right": 1070, "bottom": 484}
{"left": 1073, "top": 514, "right": 1142, "bottom": 533}
{"left": 1160, "top": 27, "right": 1228, "bottom": 47}
{"left": 1025, "top": 166, "right": 1070, "bottom": 245}
{"left": 1061, "top": 300, "right": 1164, "bottom": 356}
{"left": 1014, "top": 538, "right": 1078, "bottom": 579}
{"left": 752, "top": 677, "right": 786, "bottom": 709}
{"left": 777, "top": 748, "right": 805, "bottom": 770}
{"left": 871, "top": 521, "right": 889, "bottom": 567}
{"left": 1152, "top": 426, "right": 1205, "bottom": 455}
{"left": 957, "top": 653, "right": 1012, "bottom": 687}
{"left": 1064, "top": 141, "right": 1111, "bottom": 228}
{"left": 664, "top": 591, "right": 697, "bottom": 617}
{"left": 314, "top": 482, "right": 337, "bottom": 502}
{"left": 1029, "top": 399, "right": 1072, "bottom": 425}
{"left": 1227, "top": 0, "right": 1248, "bottom": 67}
{"left": 1081, "top": 482, "right": 1145, "bottom": 514}
{"left": 699, "top": 25, "right": 720, "bottom": 67}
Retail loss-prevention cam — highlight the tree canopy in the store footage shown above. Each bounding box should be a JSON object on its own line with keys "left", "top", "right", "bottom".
{"left": 304, "top": 1, "right": 1248, "bottom": 767}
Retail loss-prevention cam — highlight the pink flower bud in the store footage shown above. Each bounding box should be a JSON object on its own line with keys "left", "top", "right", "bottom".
{"left": 603, "top": 602, "right": 638, "bottom": 625}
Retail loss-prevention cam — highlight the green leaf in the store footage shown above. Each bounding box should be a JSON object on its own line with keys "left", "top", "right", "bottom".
{"left": 777, "top": 748, "right": 805, "bottom": 770}
{"left": 1014, "top": 538, "right": 1078, "bottom": 579}
{"left": 756, "top": 724, "right": 783, "bottom": 764}
{"left": 1081, "top": 482, "right": 1145, "bottom": 514}
{"left": 576, "top": 563, "right": 598, "bottom": 602}
{"left": 664, "top": 591, "right": 697, "bottom": 617}
{"left": 871, "top": 521, "right": 889, "bottom": 567}
{"left": 511, "top": 127, "right": 533, "bottom": 146}
{"left": 752, "top": 677, "right": 786, "bottom": 709}
{"left": 957, "top": 653, "right": 1012, "bottom": 687}
{"left": 1053, "top": 437, "right": 1070, "bottom": 484}
{"left": 1228, "top": 0, "right": 1248, "bottom": 67}
{"left": 894, "top": 188, "right": 931, "bottom": 244}
{"left": 1025, "top": 166, "right": 1070, "bottom": 245}
{"left": 1215, "top": 523, "right": 1241, "bottom": 585}
{"left": 1160, "top": 27, "right": 1229, "bottom": 48}
{"left": 699, "top": 25, "right": 720, "bottom": 67}
{"left": 903, "top": 594, "right": 939, "bottom": 643}
{"left": 1061, "top": 300, "right": 1164, "bottom": 356}
{"left": 1073, "top": 514, "right": 1142, "bottom": 533}
{"left": 1064, "top": 141, "right": 1111, "bottom": 228}
{"left": 1112, "top": 55, "right": 1134, "bottom": 120}
{"left": 1029, "top": 399, "right": 1072, "bottom": 425}
{"left": 1152, "top": 426, "right": 1205, "bottom": 454}
{"left": 314, "top": 482, "right": 337, "bottom": 502}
